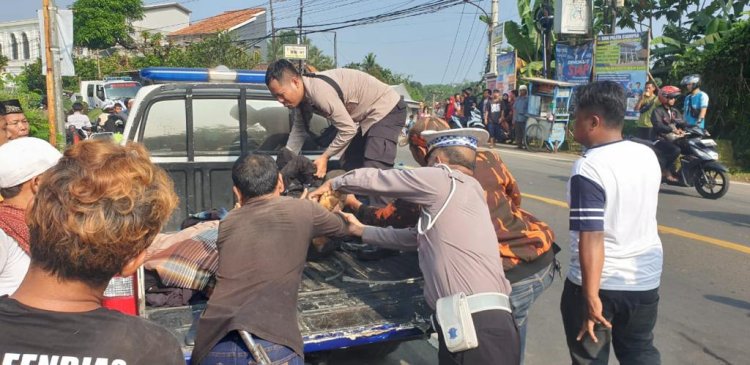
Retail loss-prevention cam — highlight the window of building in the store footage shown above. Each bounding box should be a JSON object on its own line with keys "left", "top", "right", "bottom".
{"left": 10, "top": 34, "right": 18, "bottom": 60}
{"left": 21, "top": 33, "right": 30, "bottom": 60}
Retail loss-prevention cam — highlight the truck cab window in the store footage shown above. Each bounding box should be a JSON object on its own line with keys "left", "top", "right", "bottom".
{"left": 193, "top": 99, "right": 242, "bottom": 156}
{"left": 245, "top": 99, "right": 290, "bottom": 152}
{"left": 142, "top": 99, "right": 187, "bottom": 157}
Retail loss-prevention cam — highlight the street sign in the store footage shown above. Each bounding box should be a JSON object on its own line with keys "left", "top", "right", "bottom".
{"left": 492, "top": 23, "right": 504, "bottom": 45}
{"left": 554, "top": 0, "right": 593, "bottom": 35}
{"left": 283, "top": 44, "right": 308, "bottom": 60}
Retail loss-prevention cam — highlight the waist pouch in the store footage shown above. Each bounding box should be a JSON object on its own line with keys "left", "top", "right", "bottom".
{"left": 435, "top": 292, "right": 512, "bottom": 353}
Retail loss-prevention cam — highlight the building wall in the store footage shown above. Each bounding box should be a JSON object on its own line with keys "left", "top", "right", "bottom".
{"left": 132, "top": 6, "right": 190, "bottom": 40}
{"left": 0, "top": 19, "right": 41, "bottom": 76}
{"left": 230, "top": 12, "right": 267, "bottom": 62}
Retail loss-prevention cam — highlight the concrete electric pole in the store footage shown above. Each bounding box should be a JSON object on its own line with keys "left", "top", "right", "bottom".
{"left": 489, "top": 0, "right": 499, "bottom": 76}
{"left": 42, "top": 0, "right": 64, "bottom": 146}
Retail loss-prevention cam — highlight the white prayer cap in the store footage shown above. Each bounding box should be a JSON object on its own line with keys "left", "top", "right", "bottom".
{"left": 0, "top": 137, "right": 62, "bottom": 188}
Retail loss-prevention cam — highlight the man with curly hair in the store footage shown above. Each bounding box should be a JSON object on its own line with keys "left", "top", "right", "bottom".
{"left": 0, "top": 140, "right": 185, "bottom": 365}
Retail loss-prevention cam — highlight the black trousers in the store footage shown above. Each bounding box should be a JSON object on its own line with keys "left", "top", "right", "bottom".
{"left": 341, "top": 99, "right": 406, "bottom": 172}
{"left": 341, "top": 99, "right": 406, "bottom": 207}
{"left": 560, "top": 279, "right": 661, "bottom": 365}
{"left": 653, "top": 140, "right": 680, "bottom": 171}
{"left": 435, "top": 310, "right": 520, "bottom": 365}
{"left": 514, "top": 121, "right": 526, "bottom": 148}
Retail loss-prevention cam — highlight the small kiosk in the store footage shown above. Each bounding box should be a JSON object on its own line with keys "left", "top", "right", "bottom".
{"left": 522, "top": 77, "right": 576, "bottom": 152}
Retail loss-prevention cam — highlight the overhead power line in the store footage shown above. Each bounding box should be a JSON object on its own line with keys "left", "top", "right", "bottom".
{"left": 440, "top": 2, "right": 466, "bottom": 84}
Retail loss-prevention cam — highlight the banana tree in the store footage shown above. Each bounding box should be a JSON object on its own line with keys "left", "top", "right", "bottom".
{"left": 504, "top": 0, "right": 553, "bottom": 76}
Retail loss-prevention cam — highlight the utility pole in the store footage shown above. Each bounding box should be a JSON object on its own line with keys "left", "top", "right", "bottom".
{"left": 333, "top": 31, "right": 337, "bottom": 68}
{"left": 489, "top": 0, "right": 499, "bottom": 76}
{"left": 297, "top": 0, "right": 303, "bottom": 70}
{"left": 610, "top": 0, "right": 619, "bottom": 34}
{"left": 269, "top": 0, "right": 276, "bottom": 60}
{"left": 42, "top": 0, "right": 64, "bottom": 146}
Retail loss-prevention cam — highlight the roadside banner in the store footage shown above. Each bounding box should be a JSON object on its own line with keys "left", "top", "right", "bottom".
{"left": 555, "top": 41, "right": 594, "bottom": 85}
{"left": 38, "top": 9, "right": 75, "bottom": 76}
{"left": 593, "top": 32, "right": 650, "bottom": 120}
{"left": 495, "top": 51, "right": 516, "bottom": 94}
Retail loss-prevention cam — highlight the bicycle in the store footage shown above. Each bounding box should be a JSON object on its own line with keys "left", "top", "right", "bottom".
{"left": 524, "top": 117, "right": 567, "bottom": 152}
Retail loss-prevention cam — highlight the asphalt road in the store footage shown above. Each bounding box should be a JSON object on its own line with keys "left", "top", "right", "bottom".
{"left": 326, "top": 144, "right": 750, "bottom": 365}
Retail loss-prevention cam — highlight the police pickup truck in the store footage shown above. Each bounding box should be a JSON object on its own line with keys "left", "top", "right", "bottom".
{"left": 103, "top": 67, "right": 430, "bottom": 363}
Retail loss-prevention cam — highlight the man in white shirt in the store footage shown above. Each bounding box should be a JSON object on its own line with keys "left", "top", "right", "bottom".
{"left": 65, "top": 102, "right": 92, "bottom": 131}
{"left": 561, "top": 81, "right": 663, "bottom": 365}
{"left": 0, "top": 138, "right": 62, "bottom": 295}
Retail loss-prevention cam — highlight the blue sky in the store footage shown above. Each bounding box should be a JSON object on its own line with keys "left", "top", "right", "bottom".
{"left": 1, "top": 0, "right": 517, "bottom": 84}
{"left": 0, "top": 0, "right": 670, "bottom": 85}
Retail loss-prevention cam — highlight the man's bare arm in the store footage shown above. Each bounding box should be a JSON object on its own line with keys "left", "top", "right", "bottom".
{"left": 577, "top": 231, "right": 612, "bottom": 343}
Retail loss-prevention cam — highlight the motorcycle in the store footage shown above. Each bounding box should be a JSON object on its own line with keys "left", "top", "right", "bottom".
{"left": 647, "top": 126, "right": 730, "bottom": 199}
{"left": 450, "top": 108, "right": 485, "bottom": 129}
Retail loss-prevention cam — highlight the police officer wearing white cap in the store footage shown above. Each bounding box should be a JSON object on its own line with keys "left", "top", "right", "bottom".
{"left": 310, "top": 128, "right": 520, "bottom": 364}
{"left": 0, "top": 137, "right": 62, "bottom": 295}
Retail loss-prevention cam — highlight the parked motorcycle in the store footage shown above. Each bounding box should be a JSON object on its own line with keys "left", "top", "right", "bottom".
{"left": 648, "top": 126, "right": 730, "bottom": 199}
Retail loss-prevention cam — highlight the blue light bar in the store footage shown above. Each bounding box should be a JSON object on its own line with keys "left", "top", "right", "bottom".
{"left": 139, "top": 67, "right": 265, "bottom": 84}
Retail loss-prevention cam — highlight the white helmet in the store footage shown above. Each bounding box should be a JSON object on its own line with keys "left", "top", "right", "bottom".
{"left": 680, "top": 74, "right": 701, "bottom": 87}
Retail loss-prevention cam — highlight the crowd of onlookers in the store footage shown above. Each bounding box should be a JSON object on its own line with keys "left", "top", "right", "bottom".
{"left": 413, "top": 85, "right": 533, "bottom": 149}
{"left": 64, "top": 98, "right": 134, "bottom": 144}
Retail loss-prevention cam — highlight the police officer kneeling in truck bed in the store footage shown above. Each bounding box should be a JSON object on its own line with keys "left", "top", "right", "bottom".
{"left": 310, "top": 128, "right": 520, "bottom": 364}
{"left": 265, "top": 60, "right": 406, "bottom": 184}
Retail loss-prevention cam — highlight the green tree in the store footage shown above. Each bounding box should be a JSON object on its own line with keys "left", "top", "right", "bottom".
{"left": 672, "top": 19, "right": 750, "bottom": 168}
{"left": 0, "top": 54, "right": 7, "bottom": 72}
{"left": 344, "top": 53, "right": 425, "bottom": 101}
{"left": 72, "top": 0, "right": 144, "bottom": 49}
{"left": 504, "top": 0, "right": 555, "bottom": 76}
{"left": 267, "top": 31, "right": 335, "bottom": 71}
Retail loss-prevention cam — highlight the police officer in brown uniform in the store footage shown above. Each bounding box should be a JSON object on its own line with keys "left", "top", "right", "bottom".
{"left": 265, "top": 60, "right": 406, "bottom": 182}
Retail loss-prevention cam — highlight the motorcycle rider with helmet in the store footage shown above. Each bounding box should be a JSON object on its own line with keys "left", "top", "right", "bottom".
{"left": 651, "top": 85, "right": 685, "bottom": 183}
{"left": 681, "top": 74, "right": 709, "bottom": 129}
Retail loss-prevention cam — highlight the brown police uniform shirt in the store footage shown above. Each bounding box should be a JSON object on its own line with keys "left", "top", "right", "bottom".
{"left": 287, "top": 68, "right": 401, "bottom": 156}
{"left": 332, "top": 166, "right": 511, "bottom": 310}
{"left": 351, "top": 150, "right": 556, "bottom": 283}
{"left": 191, "top": 197, "right": 349, "bottom": 362}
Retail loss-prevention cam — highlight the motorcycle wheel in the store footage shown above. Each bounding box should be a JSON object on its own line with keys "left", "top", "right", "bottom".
{"left": 694, "top": 166, "right": 730, "bottom": 199}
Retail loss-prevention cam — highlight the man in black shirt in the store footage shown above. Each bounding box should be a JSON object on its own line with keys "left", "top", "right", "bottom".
{"left": 478, "top": 89, "right": 491, "bottom": 125}
{"left": 0, "top": 140, "right": 183, "bottom": 365}
{"left": 461, "top": 88, "right": 476, "bottom": 126}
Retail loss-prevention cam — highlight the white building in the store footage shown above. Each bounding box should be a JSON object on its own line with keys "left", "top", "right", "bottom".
{"left": 0, "top": 18, "right": 41, "bottom": 76}
{"left": 132, "top": 2, "right": 192, "bottom": 41}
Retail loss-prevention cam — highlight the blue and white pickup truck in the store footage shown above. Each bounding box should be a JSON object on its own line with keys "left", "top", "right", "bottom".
{"left": 104, "top": 67, "right": 430, "bottom": 364}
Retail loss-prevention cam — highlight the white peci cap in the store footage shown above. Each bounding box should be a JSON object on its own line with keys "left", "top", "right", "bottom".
{"left": 0, "top": 137, "right": 62, "bottom": 188}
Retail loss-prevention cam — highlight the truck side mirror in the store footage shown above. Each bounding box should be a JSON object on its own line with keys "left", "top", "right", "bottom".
{"left": 96, "top": 87, "right": 105, "bottom": 101}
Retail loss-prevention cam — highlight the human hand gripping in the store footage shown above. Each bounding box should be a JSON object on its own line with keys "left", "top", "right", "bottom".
{"left": 308, "top": 180, "right": 334, "bottom": 202}
{"left": 576, "top": 295, "right": 612, "bottom": 343}
{"left": 313, "top": 154, "right": 329, "bottom": 178}
{"left": 337, "top": 211, "right": 365, "bottom": 237}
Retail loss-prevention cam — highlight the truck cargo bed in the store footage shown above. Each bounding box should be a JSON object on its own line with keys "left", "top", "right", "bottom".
{"left": 145, "top": 249, "right": 430, "bottom": 356}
